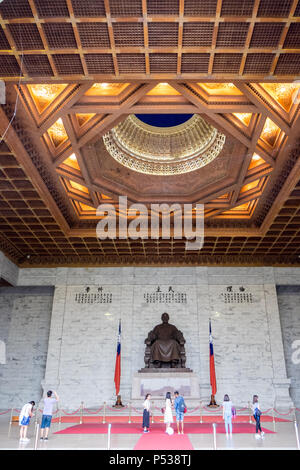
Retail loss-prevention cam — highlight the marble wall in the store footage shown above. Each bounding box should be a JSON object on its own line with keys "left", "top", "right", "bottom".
{"left": 0, "top": 251, "right": 299, "bottom": 412}
{"left": 0, "top": 252, "right": 19, "bottom": 286}
{"left": 277, "top": 285, "right": 300, "bottom": 412}
{"left": 0, "top": 286, "right": 54, "bottom": 408}
{"left": 20, "top": 265, "right": 295, "bottom": 410}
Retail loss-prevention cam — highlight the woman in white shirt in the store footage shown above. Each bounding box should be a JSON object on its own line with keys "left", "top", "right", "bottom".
{"left": 164, "top": 392, "right": 173, "bottom": 433}
{"left": 143, "top": 394, "right": 151, "bottom": 433}
{"left": 222, "top": 394, "right": 233, "bottom": 438}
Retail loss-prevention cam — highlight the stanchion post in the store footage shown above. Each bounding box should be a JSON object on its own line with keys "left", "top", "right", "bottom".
{"left": 212, "top": 423, "right": 217, "bottom": 450}
{"left": 34, "top": 407, "right": 38, "bottom": 427}
{"left": 272, "top": 407, "right": 276, "bottom": 432}
{"left": 34, "top": 423, "right": 39, "bottom": 450}
{"left": 80, "top": 401, "right": 83, "bottom": 424}
{"left": 200, "top": 401, "right": 203, "bottom": 423}
{"left": 103, "top": 402, "right": 106, "bottom": 424}
{"left": 58, "top": 408, "right": 62, "bottom": 430}
{"left": 248, "top": 401, "right": 252, "bottom": 423}
{"left": 294, "top": 420, "right": 300, "bottom": 450}
{"left": 151, "top": 401, "right": 154, "bottom": 424}
{"left": 8, "top": 407, "right": 13, "bottom": 437}
{"left": 107, "top": 423, "right": 111, "bottom": 450}
{"left": 128, "top": 402, "right": 131, "bottom": 424}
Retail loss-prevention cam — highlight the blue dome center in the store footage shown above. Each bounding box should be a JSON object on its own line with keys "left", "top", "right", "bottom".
{"left": 135, "top": 114, "right": 193, "bottom": 128}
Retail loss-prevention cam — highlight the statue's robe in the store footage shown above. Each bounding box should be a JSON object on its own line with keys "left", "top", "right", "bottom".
{"left": 150, "top": 323, "right": 182, "bottom": 362}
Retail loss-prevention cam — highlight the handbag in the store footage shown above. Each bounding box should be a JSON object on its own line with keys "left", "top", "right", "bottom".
{"left": 255, "top": 408, "right": 262, "bottom": 417}
{"left": 161, "top": 407, "right": 165, "bottom": 414}
{"left": 184, "top": 407, "right": 187, "bottom": 413}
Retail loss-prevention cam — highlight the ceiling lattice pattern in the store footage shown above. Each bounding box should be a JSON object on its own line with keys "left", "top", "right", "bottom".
{"left": 0, "top": 0, "right": 300, "bottom": 80}
{"left": 0, "top": 76, "right": 299, "bottom": 267}
{"left": 0, "top": 139, "right": 299, "bottom": 267}
{"left": 0, "top": 0, "right": 300, "bottom": 267}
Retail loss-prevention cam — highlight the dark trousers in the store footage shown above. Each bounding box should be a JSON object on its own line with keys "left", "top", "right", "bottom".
{"left": 143, "top": 409, "right": 150, "bottom": 429}
{"left": 254, "top": 414, "right": 262, "bottom": 433}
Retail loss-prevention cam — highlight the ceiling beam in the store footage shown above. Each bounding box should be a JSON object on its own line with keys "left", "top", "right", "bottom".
{"left": 0, "top": 106, "right": 70, "bottom": 234}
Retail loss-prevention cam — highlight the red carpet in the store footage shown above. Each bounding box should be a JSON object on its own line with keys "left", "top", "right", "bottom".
{"left": 134, "top": 433, "right": 194, "bottom": 450}
{"left": 55, "top": 422, "right": 275, "bottom": 435}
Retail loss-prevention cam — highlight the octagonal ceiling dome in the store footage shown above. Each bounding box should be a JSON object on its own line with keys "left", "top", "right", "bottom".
{"left": 103, "top": 114, "right": 226, "bottom": 175}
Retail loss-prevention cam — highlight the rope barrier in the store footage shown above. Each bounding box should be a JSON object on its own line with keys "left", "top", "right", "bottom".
{"left": 260, "top": 408, "right": 273, "bottom": 414}
{"left": 130, "top": 406, "right": 144, "bottom": 413}
{"left": 153, "top": 406, "right": 163, "bottom": 412}
{"left": 152, "top": 405, "right": 202, "bottom": 413}
{"left": 82, "top": 406, "right": 104, "bottom": 414}
{"left": 273, "top": 408, "right": 294, "bottom": 416}
{"left": 3, "top": 404, "right": 297, "bottom": 421}
{"left": 106, "top": 405, "right": 129, "bottom": 412}
{"left": 183, "top": 406, "right": 201, "bottom": 413}
{"left": 202, "top": 406, "right": 221, "bottom": 412}
{"left": 61, "top": 407, "right": 81, "bottom": 415}
{"left": 37, "top": 408, "right": 59, "bottom": 415}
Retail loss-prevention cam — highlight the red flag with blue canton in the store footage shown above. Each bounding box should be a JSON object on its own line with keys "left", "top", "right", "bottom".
{"left": 209, "top": 319, "right": 217, "bottom": 396}
{"left": 114, "top": 320, "right": 121, "bottom": 396}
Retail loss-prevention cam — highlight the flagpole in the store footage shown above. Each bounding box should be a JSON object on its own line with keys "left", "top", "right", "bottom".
{"left": 114, "top": 318, "right": 121, "bottom": 400}
{"left": 209, "top": 318, "right": 217, "bottom": 406}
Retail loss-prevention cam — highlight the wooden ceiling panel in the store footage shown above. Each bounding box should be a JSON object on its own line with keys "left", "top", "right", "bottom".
{"left": 0, "top": 0, "right": 299, "bottom": 81}
{"left": 0, "top": 0, "right": 299, "bottom": 267}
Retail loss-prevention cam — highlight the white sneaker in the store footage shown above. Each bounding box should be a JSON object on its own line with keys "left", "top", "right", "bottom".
{"left": 22, "top": 437, "right": 30, "bottom": 442}
{"left": 255, "top": 433, "right": 261, "bottom": 439}
{"left": 261, "top": 432, "right": 265, "bottom": 438}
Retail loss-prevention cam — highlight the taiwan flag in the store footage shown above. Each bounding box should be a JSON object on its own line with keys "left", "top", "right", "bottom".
{"left": 209, "top": 319, "right": 217, "bottom": 396}
{"left": 114, "top": 320, "right": 121, "bottom": 396}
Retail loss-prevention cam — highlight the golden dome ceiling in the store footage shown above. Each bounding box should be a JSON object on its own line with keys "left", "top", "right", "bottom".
{"left": 103, "top": 114, "right": 226, "bottom": 175}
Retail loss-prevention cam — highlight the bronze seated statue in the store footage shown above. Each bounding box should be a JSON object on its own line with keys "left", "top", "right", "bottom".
{"left": 144, "top": 313, "right": 186, "bottom": 369}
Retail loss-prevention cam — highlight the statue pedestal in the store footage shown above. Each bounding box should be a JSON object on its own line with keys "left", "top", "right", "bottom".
{"left": 132, "top": 370, "right": 200, "bottom": 400}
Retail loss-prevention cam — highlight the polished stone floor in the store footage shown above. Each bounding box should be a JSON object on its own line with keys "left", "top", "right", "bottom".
{"left": 0, "top": 412, "right": 299, "bottom": 451}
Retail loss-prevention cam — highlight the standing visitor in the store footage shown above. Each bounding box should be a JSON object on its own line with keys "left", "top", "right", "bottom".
{"left": 40, "top": 390, "right": 59, "bottom": 441}
{"left": 164, "top": 391, "right": 174, "bottom": 434}
{"left": 174, "top": 391, "right": 186, "bottom": 434}
{"left": 222, "top": 394, "right": 233, "bottom": 438}
{"left": 142, "top": 393, "right": 151, "bottom": 433}
{"left": 252, "top": 395, "right": 265, "bottom": 439}
{"left": 19, "top": 400, "right": 35, "bottom": 442}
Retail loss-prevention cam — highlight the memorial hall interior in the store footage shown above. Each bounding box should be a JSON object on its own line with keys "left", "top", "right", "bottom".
{"left": 0, "top": 0, "right": 300, "bottom": 450}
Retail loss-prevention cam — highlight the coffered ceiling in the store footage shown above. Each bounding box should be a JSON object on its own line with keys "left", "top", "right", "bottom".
{"left": 0, "top": 0, "right": 299, "bottom": 267}
{"left": 0, "top": 0, "right": 300, "bottom": 80}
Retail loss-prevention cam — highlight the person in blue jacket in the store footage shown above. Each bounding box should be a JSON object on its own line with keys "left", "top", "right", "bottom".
{"left": 174, "top": 391, "right": 186, "bottom": 434}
